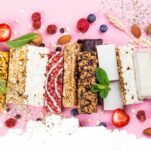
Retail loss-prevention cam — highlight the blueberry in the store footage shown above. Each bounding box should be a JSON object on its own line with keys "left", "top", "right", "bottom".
{"left": 71, "top": 109, "right": 79, "bottom": 116}
{"left": 15, "top": 114, "right": 21, "bottom": 119}
{"left": 100, "top": 24, "right": 108, "bottom": 32}
{"left": 87, "top": 14, "right": 96, "bottom": 23}
{"left": 99, "top": 122, "right": 107, "bottom": 127}
{"left": 56, "top": 47, "right": 62, "bottom": 51}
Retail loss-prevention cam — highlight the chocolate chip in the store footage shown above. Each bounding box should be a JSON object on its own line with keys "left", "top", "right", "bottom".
{"left": 40, "top": 43, "right": 45, "bottom": 47}
{"left": 127, "top": 67, "right": 130, "bottom": 70}
{"left": 60, "top": 28, "right": 65, "bottom": 33}
{"left": 56, "top": 47, "right": 62, "bottom": 51}
{"left": 77, "top": 39, "right": 83, "bottom": 44}
{"left": 88, "top": 60, "right": 93, "bottom": 66}
{"left": 36, "top": 118, "right": 42, "bottom": 121}
{"left": 15, "top": 114, "right": 21, "bottom": 119}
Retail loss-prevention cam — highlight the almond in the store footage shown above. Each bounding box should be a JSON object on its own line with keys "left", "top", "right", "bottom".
{"left": 143, "top": 128, "right": 151, "bottom": 136}
{"left": 146, "top": 24, "right": 151, "bottom": 35}
{"left": 57, "top": 35, "right": 72, "bottom": 45}
{"left": 32, "top": 33, "right": 42, "bottom": 46}
{"left": 131, "top": 24, "right": 141, "bottom": 38}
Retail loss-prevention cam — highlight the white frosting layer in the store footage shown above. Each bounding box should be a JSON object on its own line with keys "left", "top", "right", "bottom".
{"left": 118, "top": 46, "right": 139, "bottom": 104}
{"left": 133, "top": 51, "right": 151, "bottom": 99}
{"left": 24, "top": 45, "right": 49, "bottom": 106}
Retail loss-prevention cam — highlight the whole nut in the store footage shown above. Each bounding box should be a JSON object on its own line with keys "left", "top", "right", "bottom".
{"left": 143, "top": 128, "right": 151, "bottom": 136}
{"left": 57, "top": 35, "right": 72, "bottom": 45}
{"left": 32, "top": 33, "right": 42, "bottom": 46}
{"left": 146, "top": 24, "right": 151, "bottom": 35}
{"left": 131, "top": 24, "right": 141, "bottom": 38}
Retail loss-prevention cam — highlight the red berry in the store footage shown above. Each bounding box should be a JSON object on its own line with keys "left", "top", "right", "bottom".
{"left": 77, "top": 18, "right": 89, "bottom": 33}
{"left": 136, "top": 110, "right": 146, "bottom": 122}
{"left": 46, "top": 24, "right": 57, "bottom": 34}
{"left": 32, "top": 12, "right": 41, "bottom": 21}
{"left": 32, "top": 20, "right": 41, "bottom": 29}
{"left": 5, "top": 118, "right": 17, "bottom": 128}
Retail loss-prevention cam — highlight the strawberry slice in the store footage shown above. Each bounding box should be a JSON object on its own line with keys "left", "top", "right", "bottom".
{"left": 112, "top": 109, "right": 130, "bottom": 128}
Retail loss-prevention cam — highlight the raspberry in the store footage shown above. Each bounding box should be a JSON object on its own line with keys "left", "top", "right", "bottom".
{"left": 46, "top": 24, "right": 57, "bottom": 34}
{"left": 136, "top": 110, "right": 146, "bottom": 122}
{"left": 32, "top": 12, "right": 41, "bottom": 21}
{"left": 32, "top": 20, "right": 41, "bottom": 29}
{"left": 5, "top": 118, "right": 17, "bottom": 128}
{"left": 77, "top": 18, "right": 89, "bottom": 33}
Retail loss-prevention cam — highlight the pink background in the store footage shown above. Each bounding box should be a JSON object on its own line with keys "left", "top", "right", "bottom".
{"left": 0, "top": 0, "right": 151, "bottom": 138}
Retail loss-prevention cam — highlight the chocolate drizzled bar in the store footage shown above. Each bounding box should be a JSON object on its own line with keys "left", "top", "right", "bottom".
{"left": 62, "top": 43, "right": 81, "bottom": 107}
{"left": 0, "top": 51, "right": 9, "bottom": 110}
{"left": 6, "top": 47, "right": 27, "bottom": 104}
{"left": 77, "top": 51, "right": 98, "bottom": 113}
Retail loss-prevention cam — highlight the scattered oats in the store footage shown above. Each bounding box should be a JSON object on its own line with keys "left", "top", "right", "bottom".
{"left": 132, "top": 114, "right": 136, "bottom": 118}
{"left": 131, "top": 109, "right": 136, "bottom": 113}
{"left": 15, "top": 19, "right": 20, "bottom": 24}
{"left": 95, "top": 120, "right": 100, "bottom": 125}
{"left": 148, "top": 119, "right": 151, "bottom": 125}
{"left": 13, "top": 31, "right": 18, "bottom": 36}
{"left": 27, "top": 24, "right": 32, "bottom": 30}
{"left": 0, "top": 121, "right": 3, "bottom": 128}
{"left": 50, "top": 42, "right": 57, "bottom": 49}
{"left": 65, "top": 26, "right": 70, "bottom": 32}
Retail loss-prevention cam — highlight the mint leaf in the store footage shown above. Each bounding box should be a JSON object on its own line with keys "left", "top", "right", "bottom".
{"left": 99, "top": 88, "right": 109, "bottom": 99}
{"left": 6, "top": 33, "right": 37, "bottom": 49}
{"left": 96, "top": 68, "right": 109, "bottom": 85}
{"left": 0, "top": 78, "right": 6, "bottom": 94}
{"left": 91, "top": 85, "right": 100, "bottom": 93}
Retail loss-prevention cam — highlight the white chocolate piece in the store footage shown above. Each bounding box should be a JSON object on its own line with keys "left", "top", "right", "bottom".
{"left": 104, "top": 81, "right": 123, "bottom": 110}
{"left": 96, "top": 44, "right": 119, "bottom": 81}
{"left": 24, "top": 45, "right": 49, "bottom": 106}
{"left": 117, "top": 46, "right": 140, "bottom": 105}
{"left": 133, "top": 51, "right": 151, "bottom": 99}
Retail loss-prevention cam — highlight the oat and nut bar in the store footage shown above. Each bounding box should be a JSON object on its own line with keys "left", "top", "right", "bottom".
{"left": 62, "top": 43, "right": 81, "bottom": 107}
{"left": 0, "top": 51, "right": 9, "bottom": 110}
{"left": 77, "top": 51, "right": 98, "bottom": 113}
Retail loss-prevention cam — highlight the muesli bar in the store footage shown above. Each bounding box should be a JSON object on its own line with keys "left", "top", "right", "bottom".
{"left": 116, "top": 46, "right": 140, "bottom": 105}
{"left": 77, "top": 51, "right": 98, "bottom": 113}
{"left": 0, "top": 51, "right": 9, "bottom": 110}
{"left": 62, "top": 43, "right": 81, "bottom": 107}
{"left": 44, "top": 50, "right": 64, "bottom": 114}
{"left": 6, "top": 47, "right": 27, "bottom": 104}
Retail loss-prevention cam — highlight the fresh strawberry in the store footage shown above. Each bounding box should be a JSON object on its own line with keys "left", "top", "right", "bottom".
{"left": 5, "top": 118, "right": 17, "bottom": 128}
{"left": 0, "top": 23, "right": 11, "bottom": 42}
{"left": 112, "top": 109, "right": 130, "bottom": 128}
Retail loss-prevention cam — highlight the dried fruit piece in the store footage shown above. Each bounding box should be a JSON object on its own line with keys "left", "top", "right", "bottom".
{"left": 131, "top": 24, "right": 141, "bottom": 38}
{"left": 32, "top": 12, "right": 41, "bottom": 21}
{"left": 143, "top": 128, "right": 151, "bottom": 136}
{"left": 5, "top": 118, "right": 17, "bottom": 128}
{"left": 46, "top": 24, "right": 57, "bottom": 35}
{"left": 33, "top": 20, "right": 41, "bottom": 29}
{"left": 57, "top": 35, "right": 72, "bottom": 45}
{"left": 77, "top": 18, "right": 89, "bottom": 33}
{"left": 136, "top": 110, "right": 146, "bottom": 122}
{"left": 146, "top": 24, "right": 151, "bottom": 35}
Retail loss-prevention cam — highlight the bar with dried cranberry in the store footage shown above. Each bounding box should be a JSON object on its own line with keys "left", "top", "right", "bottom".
{"left": 44, "top": 50, "right": 64, "bottom": 114}
{"left": 0, "top": 51, "right": 9, "bottom": 110}
{"left": 62, "top": 43, "right": 81, "bottom": 107}
{"left": 77, "top": 51, "right": 98, "bottom": 113}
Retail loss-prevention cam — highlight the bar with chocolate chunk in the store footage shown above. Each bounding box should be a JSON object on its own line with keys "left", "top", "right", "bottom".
{"left": 6, "top": 47, "right": 27, "bottom": 104}
{"left": 81, "top": 39, "right": 103, "bottom": 51}
{"left": 77, "top": 51, "right": 98, "bottom": 113}
{"left": 0, "top": 51, "right": 9, "bottom": 110}
{"left": 62, "top": 43, "right": 81, "bottom": 107}
{"left": 116, "top": 46, "right": 140, "bottom": 105}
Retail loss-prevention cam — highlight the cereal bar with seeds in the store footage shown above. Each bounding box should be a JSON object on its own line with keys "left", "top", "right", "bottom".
{"left": 116, "top": 46, "right": 140, "bottom": 105}
{"left": 62, "top": 43, "right": 81, "bottom": 107}
{"left": 0, "top": 51, "right": 9, "bottom": 110}
{"left": 77, "top": 51, "right": 98, "bottom": 113}
{"left": 6, "top": 47, "right": 27, "bottom": 104}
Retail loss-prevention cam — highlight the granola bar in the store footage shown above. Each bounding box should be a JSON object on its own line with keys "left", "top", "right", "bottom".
{"left": 116, "top": 46, "right": 140, "bottom": 105}
{"left": 77, "top": 51, "right": 98, "bottom": 113}
{"left": 0, "top": 51, "right": 9, "bottom": 110}
{"left": 6, "top": 47, "right": 27, "bottom": 104}
{"left": 62, "top": 43, "right": 81, "bottom": 107}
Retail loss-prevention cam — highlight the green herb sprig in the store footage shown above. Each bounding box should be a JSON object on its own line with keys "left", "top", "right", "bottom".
{"left": 91, "top": 68, "right": 110, "bottom": 99}
{"left": 0, "top": 78, "right": 7, "bottom": 94}
{"left": 6, "top": 33, "right": 37, "bottom": 49}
